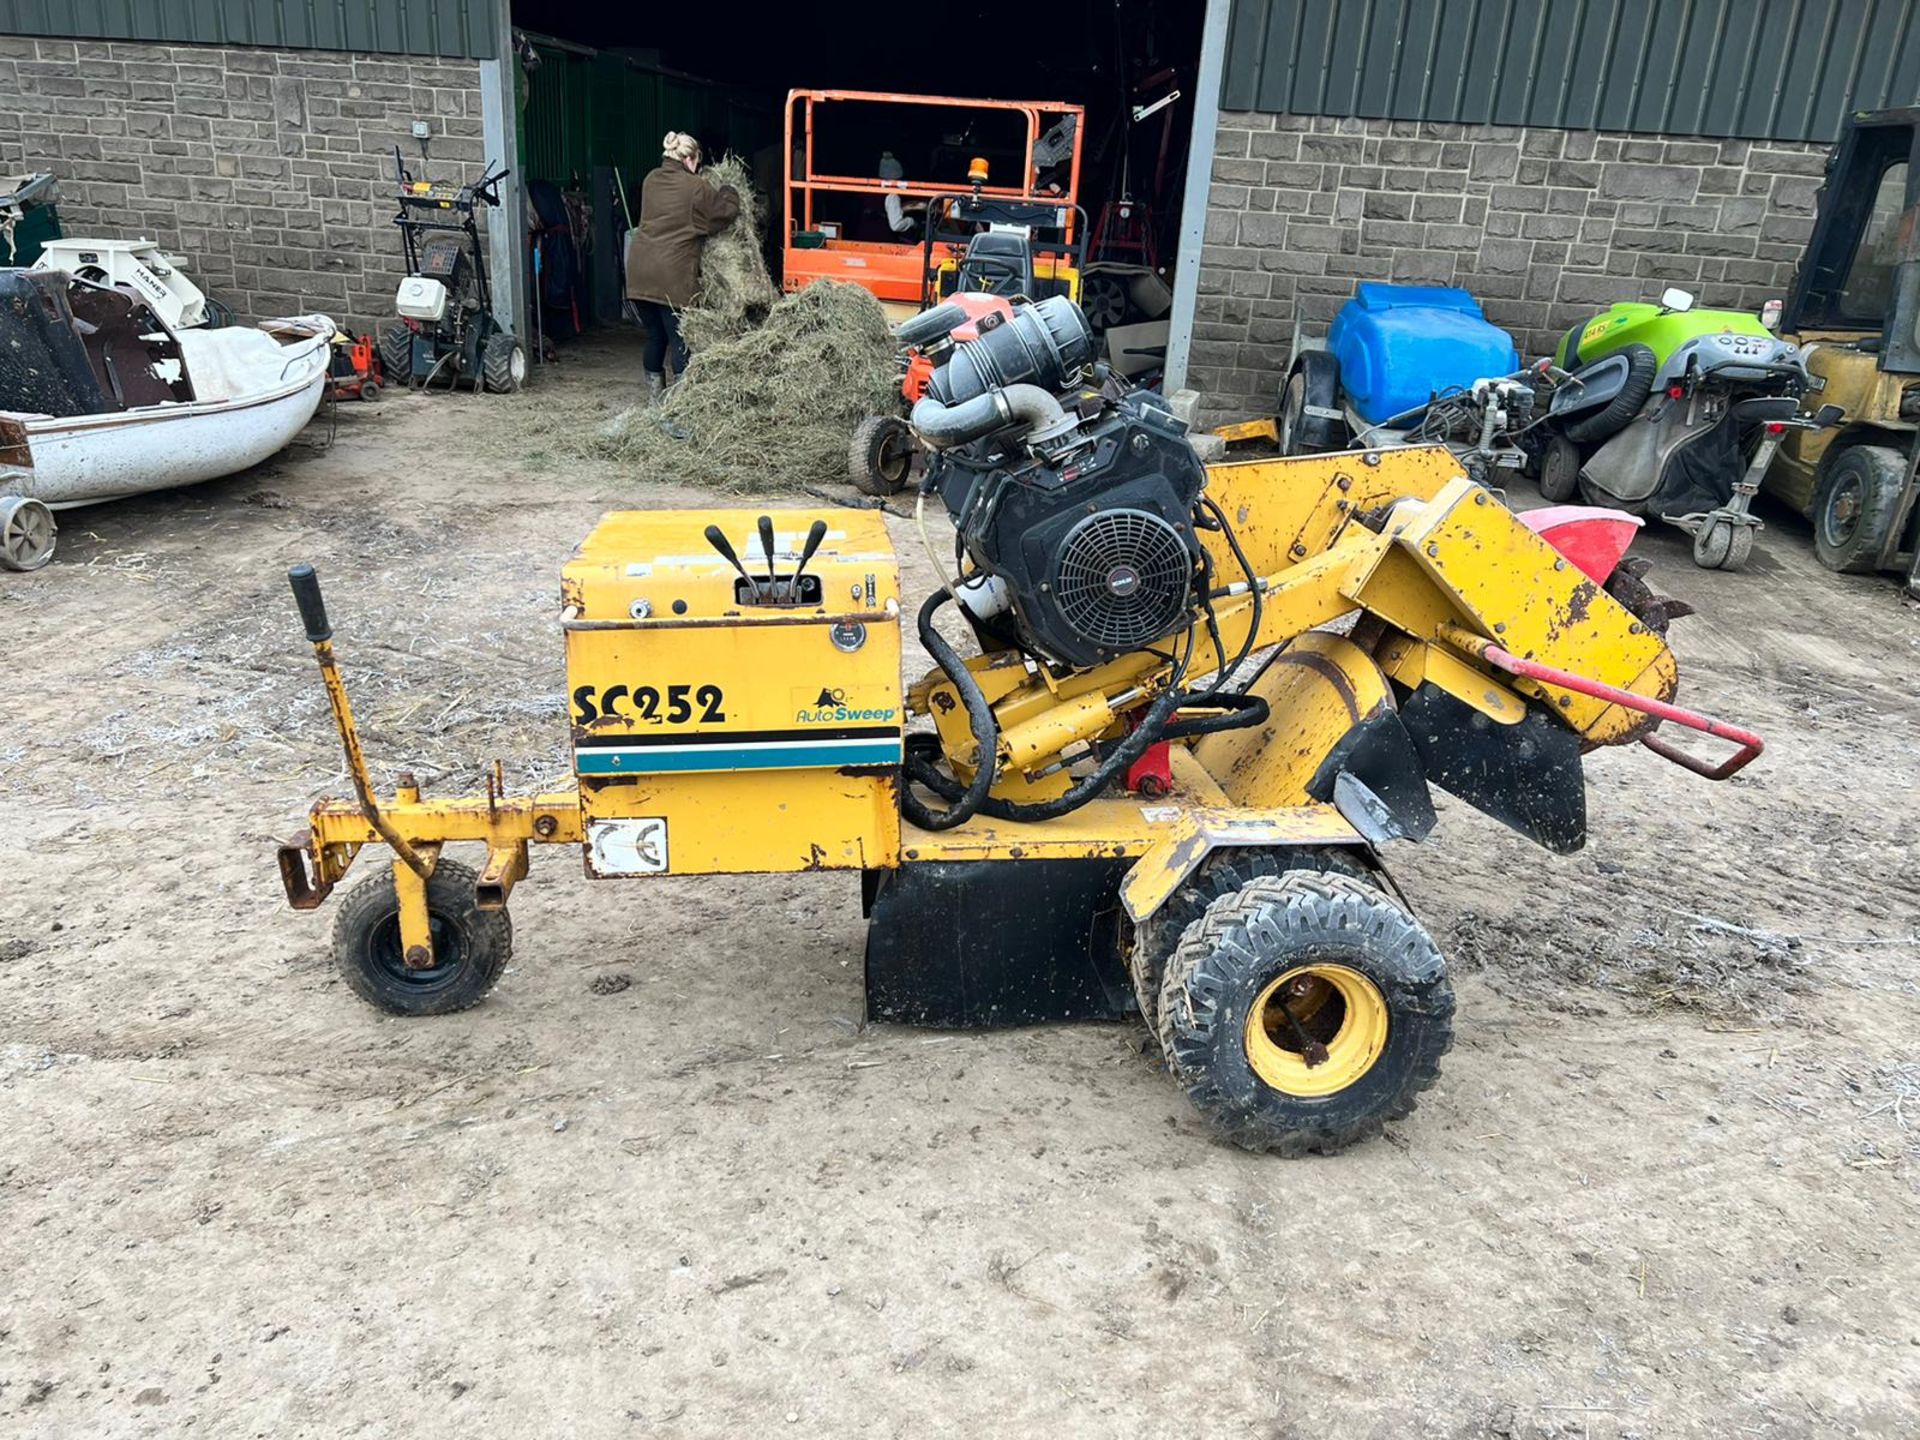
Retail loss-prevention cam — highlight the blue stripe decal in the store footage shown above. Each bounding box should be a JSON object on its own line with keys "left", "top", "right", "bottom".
{"left": 576, "top": 742, "right": 903, "bottom": 775}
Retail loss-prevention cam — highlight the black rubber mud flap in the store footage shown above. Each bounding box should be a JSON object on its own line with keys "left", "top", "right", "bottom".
{"left": 1399, "top": 682, "right": 1587, "bottom": 854}
{"left": 863, "top": 858, "right": 1135, "bottom": 1027}
{"left": 1306, "top": 706, "right": 1437, "bottom": 842}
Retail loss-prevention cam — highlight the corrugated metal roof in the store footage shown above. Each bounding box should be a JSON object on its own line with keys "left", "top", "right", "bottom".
{"left": 1223, "top": 0, "right": 1920, "bottom": 142}
{"left": 0, "top": 0, "right": 500, "bottom": 59}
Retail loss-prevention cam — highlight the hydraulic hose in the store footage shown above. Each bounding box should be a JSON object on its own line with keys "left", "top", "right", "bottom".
{"left": 903, "top": 504, "right": 1243, "bottom": 825}
{"left": 905, "top": 614, "right": 1203, "bottom": 825}
{"left": 909, "top": 383, "right": 1066, "bottom": 450}
{"left": 1355, "top": 369, "right": 1541, "bottom": 444}
{"left": 1189, "top": 495, "right": 1263, "bottom": 709}
{"left": 1159, "top": 692, "right": 1269, "bottom": 741}
{"left": 905, "top": 685, "right": 1188, "bottom": 824}
{"left": 902, "top": 619, "right": 1195, "bottom": 823}
{"left": 898, "top": 588, "right": 1001, "bottom": 831}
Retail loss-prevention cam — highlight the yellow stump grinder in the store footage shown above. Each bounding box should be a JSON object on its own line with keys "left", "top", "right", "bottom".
{"left": 278, "top": 295, "right": 1762, "bottom": 1155}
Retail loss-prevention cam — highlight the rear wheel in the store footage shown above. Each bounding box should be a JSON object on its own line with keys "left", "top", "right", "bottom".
{"left": 331, "top": 859, "right": 512, "bottom": 1016}
{"left": 358, "top": 379, "right": 381, "bottom": 403}
{"left": 1536, "top": 432, "right": 1583, "bottom": 502}
{"left": 483, "top": 333, "right": 527, "bottom": 394}
{"left": 848, "top": 414, "right": 915, "bottom": 495}
{"left": 1812, "top": 444, "right": 1905, "bottom": 574}
{"left": 1156, "top": 871, "right": 1453, "bottom": 1155}
{"left": 1128, "top": 846, "right": 1377, "bottom": 1039}
{"left": 0, "top": 496, "right": 57, "bottom": 572}
{"left": 378, "top": 323, "right": 413, "bottom": 387}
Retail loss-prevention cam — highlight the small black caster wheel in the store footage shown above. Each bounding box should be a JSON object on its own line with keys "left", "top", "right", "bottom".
{"left": 331, "top": 859, "right": 512, "bottom": 1016}
{"left": 1536, "top": 433, "right": 1582, "bottom": 502}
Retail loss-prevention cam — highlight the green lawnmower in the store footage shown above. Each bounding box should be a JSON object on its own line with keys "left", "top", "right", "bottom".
{"left": 1534, "top": 287, "right": 1837, "bottom": 570}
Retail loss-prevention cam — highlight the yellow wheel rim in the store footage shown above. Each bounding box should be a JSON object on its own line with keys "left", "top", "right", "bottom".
{"left": 1243, "top": 964, "right": 1389, "bottom": 1098}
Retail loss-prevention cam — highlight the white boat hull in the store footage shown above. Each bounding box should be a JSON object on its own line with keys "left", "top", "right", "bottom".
{"left": 0, "top": 327, "right": 330, "bottom": 510}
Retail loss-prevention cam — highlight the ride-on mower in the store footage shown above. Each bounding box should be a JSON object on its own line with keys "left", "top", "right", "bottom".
{"left": 278, "top": 295, "right": 1762, "bottom": 1156}
{"left": 1534, "top": 286, "right": 1836, "bottom": 570}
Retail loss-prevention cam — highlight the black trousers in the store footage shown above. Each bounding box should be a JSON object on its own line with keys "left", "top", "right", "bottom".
{"left": 635, "top": 300, "right": 688, "bottom": 377}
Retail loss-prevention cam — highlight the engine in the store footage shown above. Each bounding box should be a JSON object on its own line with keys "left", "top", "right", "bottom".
{"left": 909, "top": 296, "right": 1209, "bottom": 672}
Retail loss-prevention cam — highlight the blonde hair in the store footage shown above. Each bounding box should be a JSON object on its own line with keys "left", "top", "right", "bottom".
{"left": 662, "top": 131, "right": 701, "bottom": 167}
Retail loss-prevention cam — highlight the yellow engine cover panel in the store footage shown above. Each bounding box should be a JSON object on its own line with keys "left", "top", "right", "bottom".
{"left": 562, "top": 509, "right": 904, "bottom": 876}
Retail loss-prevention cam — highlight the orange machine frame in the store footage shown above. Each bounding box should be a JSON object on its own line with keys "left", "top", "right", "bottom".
{"left": 781, "top": 88, "right": 1085, "bottom": 309}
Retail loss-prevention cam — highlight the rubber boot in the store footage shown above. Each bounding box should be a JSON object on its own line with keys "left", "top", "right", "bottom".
{"left": 643, "top": 370, "right": 665, "bottom": 407}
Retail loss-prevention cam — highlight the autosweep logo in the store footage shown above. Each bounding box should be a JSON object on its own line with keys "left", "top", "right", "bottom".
{"left": 795, "top": 686, "right": 897, "bottom": 725}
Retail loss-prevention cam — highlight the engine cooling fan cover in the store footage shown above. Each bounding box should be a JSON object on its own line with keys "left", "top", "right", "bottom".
{"left": 1050, "top": 507, "right": 1194, "bottom": 652}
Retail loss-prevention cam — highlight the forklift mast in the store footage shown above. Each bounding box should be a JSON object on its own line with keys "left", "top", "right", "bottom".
{"left": 1782, "top": 107, "right": 1920, "bottom": 373}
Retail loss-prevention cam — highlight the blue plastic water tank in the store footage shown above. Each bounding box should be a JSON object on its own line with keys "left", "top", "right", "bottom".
{"left": 1326, "top": 284, "right": 1521, "bottom": 426}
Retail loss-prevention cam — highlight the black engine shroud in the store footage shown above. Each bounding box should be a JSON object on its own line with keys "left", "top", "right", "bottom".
{"left": 935, "top": 389, "right": 1208, "bottom": 671}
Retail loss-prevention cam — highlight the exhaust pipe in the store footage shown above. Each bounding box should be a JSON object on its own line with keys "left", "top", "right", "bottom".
{"left": 910, "top": 383, "right": 1067, "bottom": 450}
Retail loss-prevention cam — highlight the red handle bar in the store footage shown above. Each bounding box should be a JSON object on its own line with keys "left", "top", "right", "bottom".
{"left": 1440, "top": 626, "right": 1764, "bottom": 781}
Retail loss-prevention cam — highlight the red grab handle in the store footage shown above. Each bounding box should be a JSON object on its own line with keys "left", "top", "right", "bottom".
{"left": 1440, "top": 625, "right": 1764, "bottom": 781}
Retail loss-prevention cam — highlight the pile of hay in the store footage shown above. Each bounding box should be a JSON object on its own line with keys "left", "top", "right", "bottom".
{"left": 598, "top": 280, "right": 898, "bottom": 493}
{"left": 680, "top": 154, "right": 778, "bottom": 354}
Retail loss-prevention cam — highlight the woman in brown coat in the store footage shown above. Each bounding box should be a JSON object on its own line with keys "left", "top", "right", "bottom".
{"left": 624, "top": 130, "right": 740, "bottom": 401}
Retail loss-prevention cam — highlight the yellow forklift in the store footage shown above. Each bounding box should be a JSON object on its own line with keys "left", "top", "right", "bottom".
{"left": 277, "top": 297, "right": 1762, "bottom": 1156}
{"left": 1767, "top": 107, "right": 1920, "bottom": 591}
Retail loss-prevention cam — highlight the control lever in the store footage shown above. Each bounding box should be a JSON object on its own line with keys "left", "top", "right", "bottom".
{"left": 788, "top": 520, "right": 828, "bottom": 603}
{"left": 703, "top": 524, "right": 757, "bottom": 597}
{"left": 757, "top": 515, "right": 778, "bottom": 601}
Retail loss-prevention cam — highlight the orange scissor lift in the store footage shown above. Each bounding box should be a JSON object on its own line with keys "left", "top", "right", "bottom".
{"left": 781, "top": 88, "right": 1085, "bottom": 320}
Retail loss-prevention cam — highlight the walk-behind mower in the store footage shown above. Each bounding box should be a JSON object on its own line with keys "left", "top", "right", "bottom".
{"left": 278, "top": 295, "right": 1762, "bottom": 1157}
{"left": 378, "top": 147, "right": 526, "bottom": 395}
{"left": 327, "top": 331, "right": 382, "bottom": 404}
{"left": 849, "top": 292, "right": 1018, "bottom": 495}
{"left": 1534, "top": 287, "right": 1838, "bottom": 570}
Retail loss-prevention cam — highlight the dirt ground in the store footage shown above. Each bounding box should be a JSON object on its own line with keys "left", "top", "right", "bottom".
{"left": 3, "top": 330, "right": 1918, "bottom": 1439}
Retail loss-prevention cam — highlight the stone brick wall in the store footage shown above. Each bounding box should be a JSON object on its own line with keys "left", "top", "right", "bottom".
{"left": 1191, "top": 113, "right": 1830, "bottom": 423}
{"left": 0, "top": 36, "right": 485, "bottom": 332}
